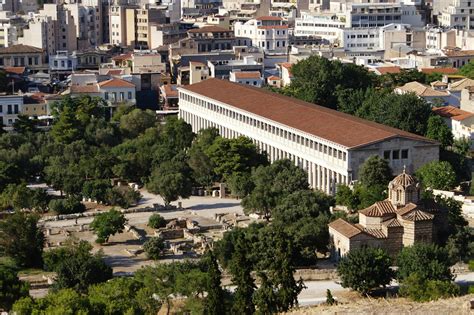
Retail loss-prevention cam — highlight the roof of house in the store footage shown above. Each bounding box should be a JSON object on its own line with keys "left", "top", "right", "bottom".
{"left": 161, "top": 84, "right": 179, "bottom": 98}
{"left": 432, "top": 105, "right": 474, "bottom": 121}
{"left": 374, "top": 66, "right": 401, "bottom": 75}
{"left": 278, "top": 62, "right": 293, "bottom": 76}
{"left": 98, "top": 78, "right": 135, "bottom": 88}
{"left": 397, "top": 81, "right": 449, "bottom": 97}
{"left": 70, "top": 84, "right": 99, "bottom": 93}
{"left": 188, "top": 26, "right": 231, "bottom": 33}
{"left": 5, "top": 66, "right": 26, "bottom": 74}
{"left": 257, "top": 25, "right": 288, "bottom": 29}
{"left": 267, "top": 75, "right": 280, "bottom": 81}
{"left": 431, "top": 80, "right": 448, "bottom": 87}
{"left": 328, "top": 218, "right": 365, "bottom": 238}
{"left": 382, "top": 218, "right": 403, "bottom": 228}
{"left": 359, "top": 200, "right": 396, "bottom": 217}
{"left": 449, "top": 78, "right": 474, "bottom": 91}
{"left": 112, "top": 53, "right": 133, "bottom": 61}
{"left": 256, "top": 16, "right": 283, "bottom": 21}
{"left": 444, "top": 49, "right": 474, "bottom": 57}
{"left": 396, "top": 203, "right": 434, "bottom": 221}
{"left": 421, "top": 67, "right": 458, "bottom": 75}
{"left": 180, "top": 79, "right": 436, "bottom": 149}
{"left": 104, "top": 69, "right": 124, "bottom": 76}
{"left": 233, "top": 71, "right": 261, "bottom": 79}
{"left": 0, "top": 44, "right": 43, "bottom": 54}
{"left": 390, "top": 169, "right": 418, "bottom": 188}
{"left": 357, "top": 226, "right": 387, "bottom": 239}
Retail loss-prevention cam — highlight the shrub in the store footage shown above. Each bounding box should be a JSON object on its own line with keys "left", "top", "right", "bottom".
{"left": 148, "top": 214, "right": 167, "bottom": 229}
{"left": 105, "top": 186, "right": 141, "bottom": 209}
{"left": 399, "top": 273, "right": 459, "bottom": 302}
{"left": 48, "top": 197, "right": 86, "bottom": 215}
{"left": 469, "top": 260, "right": 474, "bottom": 271}
{"left": 337, "top": 247, "right": 394, "bottom": 294}
{"left": 143, "top": 237, "right": 165, "bottom": 260}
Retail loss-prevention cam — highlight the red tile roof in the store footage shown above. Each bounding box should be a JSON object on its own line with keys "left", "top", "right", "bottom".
{"left": 70, "top": 84, "right": 99, "bottom": 93}
{"left": 421, "top": 67, "right": 458, "bottom": 75}
{"left": 233, "top": 71, "right": 261, "bottom": 79}
{"left": 181, "top": 79, "right": 436, "bottom": 148}
{"left": 5, "top": 66, "right": 26, "bottom": 75}
{"left": 328, "top": 219, "right": 364, "bottom": 238}
{"left": 256, "top": 16, "right": 283, "bottom": 21}
{"left": 0, "top": 44, "right": 44, "bottom": 54}
{"left": 161, "top": 84, "right": 178, "bottom": 98}
{"left": 257, "top": 25, "right": 288, "bottom": 29}
{"left": 188, "top": 26, "right": 231, "bottom": 33}
{"left": 374, "top": 66, "right": 401, "bottom": 75}
{"left": 112, "top": 53, "right": 132, "bottom": 61}
{"left": 267, "top": 75, "right": 280, "bottom": 81}
{"left": 432, "top": 105, "right": 474, "bottom": 121}
{"left": 98, "top": 78, "right": 135, "bottom": 88}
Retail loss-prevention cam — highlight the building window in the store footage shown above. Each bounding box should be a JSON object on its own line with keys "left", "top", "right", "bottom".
{"left": 401, "top": 149, "right": 408, "bottom": 159}
{"left": 105, "top": 92, "right": 109, "bottom": 100}
{"left": 128, "top": 91, "right": 132, "bottom": 99}
{"left": 13, "top": 105, "right": 18, "bottom": 114}
{"left": 120, "top": 92, "right": 124, "bottom": 100}
{"left": 392, "top": 150, "right": 400, "bottom": 160}
{"left": 383, "top": 150, "right": 391, "bottom": 159}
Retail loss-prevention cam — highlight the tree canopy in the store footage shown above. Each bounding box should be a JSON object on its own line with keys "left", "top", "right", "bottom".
{"left": 90, "top": 209, "right": 127, "bottom": 244}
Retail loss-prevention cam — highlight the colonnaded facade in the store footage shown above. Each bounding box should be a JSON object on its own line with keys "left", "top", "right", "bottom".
{"left": 178, "top": 78, "right": 439, "bottom": 195}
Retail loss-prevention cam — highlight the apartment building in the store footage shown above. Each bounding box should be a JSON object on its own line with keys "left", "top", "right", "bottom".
{"left": 18, "top": 15, "right": 57, "bottom": 56}
{"left": 64, "top": 0, "right": 104, "bottom": 49}
{"left": 0, "top": 44, "right": 46, "bottom": 71}
{"left": 179, "top": 79, "right": 439, "bottom": 194}
{"left": 437, "top": 0, "right": 474, "bottom": 30}
{"left": 294, "top": 14, "right": 345, "bottom": 44}
{"left": 234, "top": 16, "right": 289, "bottom": 53}
{"left": 0, "top": 95, "right": 23, "bottom": 127}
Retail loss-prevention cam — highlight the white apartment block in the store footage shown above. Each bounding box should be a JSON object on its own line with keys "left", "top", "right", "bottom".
{"left": 178, "top": 79, "right": 439, "bottom": 195}
{"left": 18, "top": 16, "right": 56, "bottom": 56}
{"left": 438, "top": 0, "right": 474, "bottom": 30}
{"left": 294, "top": 14, "right": 345, "bottom": 44}
{"left": 64, "top": 0, "right": 103, "bottom": 49}
{"left": 234, "top": 16, "right": 289, "bottom": 53}
{"left": 0, "top": 95, "right": 23, "bottom": 127}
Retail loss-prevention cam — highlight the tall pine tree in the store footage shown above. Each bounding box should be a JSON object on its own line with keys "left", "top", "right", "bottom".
{"left": 229, "top": 234, "right": 256, "bottom": 315}
{"left": 204, "top": 249, "right": 225, "bottom": 315}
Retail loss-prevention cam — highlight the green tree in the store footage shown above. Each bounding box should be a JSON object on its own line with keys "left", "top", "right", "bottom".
{"left": 146, "top": 160, "right": 193, "bottom": 206}
{"left": 119, "top": 108, "right": 156, "bottom": 138}
{"left": 13, "top": 115, "right": 36, "bottom": 134}
{"left": 416, "top": 161, "right": 457, "bottom": 190}
{"left": 45, "top": 240, "right": 113, "bottom": 293}
{"left": 425, "top": 115, "right": 454, "bottom": 149}
{"left": 88, "top": 277, "right": 145, "bottom": 314}
{"left": 50, "top": 106, "right": 82, "bottom": 144}
{"left": 337, "top": 247, "right": 394, "bottom": 294}
{"left": 105, "top": 186, "right": 141, "bottom": 208}
{"left": 452, "top": 137, "right": 471, "bottom": 156}
{"left": 355, "top": 90, "right": 432, "bottom": 135}
{"left": 13, "top": 288, "right": 92, "bottom": 314}
{"left": 148, "top": 213, "right": 167, "bottom": 229}
{"left": 0, "top": 266, "right": 29, "bottom": 311}
{"left": 397, "top": 243, "right": 453, "bottom": 283}
{"left": 82, "top": 179, "right": 112, "bottom": 204}
{"left": 143, "top": 237, "right": 165, "bottom": 260}
{"left": 90, "top": 209, "right": 127, "bottom": 244}
{"left": 0, "top": 212, "right": 44, "bottom": 268}
{"left": 326, "top": 289, "right": 336, "bottom": 305}
{"left": 203, "top": 250, "right": 225, "bottom": 315}
{"left": 459, "top": 60, "right": 474, "bottom": 79}
{"left": 358, "top": 155, "right": 393, "bottom": 188}
{"left": 229, "top": 233, "right": 256, "bottom": 315}
{"left": 287, "top": 55, "right": 375, "bottom": 109}
{"left": 242, "top": 159, "right": 309, "bottom": 220}
{"left": 188, "top": 141, "right": 216, "bottom": 188}
{"left": 398, "top": 273, "right": 459, "bottom": 302}
{"left": 48, "top": 196, "right": 85, "bottom": 215}
{"left": 335, "top": 184, "right": 360, "bottom": 210}
{"left": 206, "top": 136, "right": 268, "bottom": 181}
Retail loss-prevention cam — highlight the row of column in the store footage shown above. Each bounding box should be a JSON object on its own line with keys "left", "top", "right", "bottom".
{"left": 180, "top": 109, "right": 347, "bottom": 195}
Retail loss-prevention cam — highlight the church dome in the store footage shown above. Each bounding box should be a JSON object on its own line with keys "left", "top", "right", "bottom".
{"left": 389, "top": 167, "right": 418, "bottom": 189}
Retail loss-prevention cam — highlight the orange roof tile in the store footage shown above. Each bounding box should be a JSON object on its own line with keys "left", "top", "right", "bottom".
{"left": 267, "top": 75, "right": 280, "bottom": 81}
{"left": 98, "top": 78, "right": 135, "bottom": 88}
{"left": 181, "top": 79, "right": 436, "bottom": 148}
{"left": 328, "top": 218, "right": 365, "bottom": 238}
{"left": 188, "top": 26, "right": 231, "bottom": 33}
{"left": 112, "top": 53, "right": 133, "bottom": 61}
{"left": 257, "top": 25, "right": 288, "bottom": 29}
{"left": 421, "top": 67, "right": 458, "bottom": 74}
{"left": 256, "top": 16, "right": 283, "bottom": 21}
{"left": 161, "top": 84, "right": 178, "bottom": 98}
{"left": 359, "top": 200, "right": 396, "bottom": 217}
{"left": 233, "top": 71, "right": 261, "bottom": 79}
{"left": 432, "top": 105, "right": 474, "bottom": 121}
{"left": 375, "top": 66, "right": 401, "bottom": 75}
{"left": 5, "top": 66, "right": 26, "bottom": 75}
